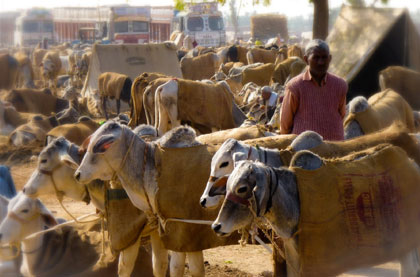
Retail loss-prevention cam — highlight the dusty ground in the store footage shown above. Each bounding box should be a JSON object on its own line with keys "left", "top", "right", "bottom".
{"left": 2, "top": 144, "right": 401, "bottom": 277}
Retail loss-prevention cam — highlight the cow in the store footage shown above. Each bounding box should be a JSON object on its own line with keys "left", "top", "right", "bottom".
{"left": 344, "top": 89, "right": 415, "bottom": 139}
{"left": 0, "top": 88, "right": 69, "bottom": 116}
{"left": 180, "top": 52, "right": 222, "bottom": 81}
{"left": 98, "top": 72, "right": 132, "bottom": 120}
{"left": 379, "top": 66, "right": 420, "bottom": 110}
{"left": 241, "top": 63, "right": 275, "bottom": 87}
{"left": 0, "top": 100, "right": 27, "bottom": 136}
{"left": 8, "top": 115, "right": 59, "bottom": 147}
{"left": 0, "top": 192, "right": 154, "bottom": 277}
{"left": 40, "top": 51, "right": 62, "bottom": 91}
{"left": 246, "top": 47, "right": 277, "bottom": 64}
{"left": 129, "top": 72, "right": 170, "bottom": 127}
{"left": 271, "top": 56, "right": 306, "bottom": 86}
{"left": 31, "top": 48, "right": 48, "bottom": 81}
{"left": 226, "top": 45, "right": 249, "bottom": 64}
{"left": 73, "top": 122, "right": 242, "bottom": 277}
{"left": 154, "top": 79, "right": 246, "bottom": 135}
{"left": 212, "top": 147, "right": 420, "bottom": 277}
{"left": 13, "top": 51, "right": 35, "bottom": 88}
{"left": 46, "top": 116, "right": 99, "bottom": 146}
{"left": 0, "top": 54, "right": 19, "bottom": 90}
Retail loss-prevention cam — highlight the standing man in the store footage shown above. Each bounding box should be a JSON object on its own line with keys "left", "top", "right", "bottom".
{"left": 280, "top": 39, "right": 347, "bottom": 140}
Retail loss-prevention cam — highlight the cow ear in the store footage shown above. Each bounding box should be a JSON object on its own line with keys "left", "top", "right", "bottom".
{"left": 60, "top": 153, "right": 79, "bottom": 169}
{"left": 291, "top": 150, "right": 323, "bottom": 170}
{"left": 252, "top": 171, "right": 269, "bottom": 216}
{"left": 233, "top": 152, "right": 246, "bottom": 167}
{"left": 93, "top": 135, "right": 115, "bottom": 153}
{"left": 36, "top": 199, "right": 58, "bottom": 227}
{"left": 208, "top": 175, "right": 229, "bottom": 196}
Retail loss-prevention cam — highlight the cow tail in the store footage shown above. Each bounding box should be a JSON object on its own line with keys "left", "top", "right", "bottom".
{"left": 130, "top": 76, "right": 142, "bottom": 126}
{"left": 154, "top": 85, "right": 161, "bottom": 131}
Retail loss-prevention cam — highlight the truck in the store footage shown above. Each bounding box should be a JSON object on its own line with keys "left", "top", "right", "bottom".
{"left": 109, "top": 6, "right": 151, "bottom": 44}
{"left": 0, "top": 12, "right": 19, "bottom": 47}
{"left": 172, "top": 2, "right": 226, "bottom": 47}
{"left": 14, "top": 8, "right": 54, "bottom": 47}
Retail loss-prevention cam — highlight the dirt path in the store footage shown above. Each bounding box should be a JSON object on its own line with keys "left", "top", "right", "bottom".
{"left": 4, "top": 152, "right": 401, "bottom": 277}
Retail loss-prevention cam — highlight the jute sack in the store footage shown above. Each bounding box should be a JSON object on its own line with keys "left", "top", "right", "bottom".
{"left": 292, "top": 144, "right": 420, "bottom": 276}
{"left": 343, "top": 89, "right": 415, "bottom": 134}
{"left": 153, "top": 144, "right": 239, "bottom": 252}
{"left": 27, "top": 221, "right": 153, "bottom": 277}
{"left": 177, "top": 79, "right": 236, "bottom": 130}
{"left": 98, "top": 72, "right": 129, "bottom": 99}
{"left": 105, "top": 189, "right": 147, "bottom": 253}
{"left": 196, "top": 125, "right": 267, "bottom": 145}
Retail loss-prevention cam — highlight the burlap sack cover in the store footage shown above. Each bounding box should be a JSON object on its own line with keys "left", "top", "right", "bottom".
{"left": 242, "top": 62, "right": 275, "bottom": 86}
{"left": 27, "top": 221, "right": 153, "bottom": 277}
{"left": 105, "top": 188, "right": 148, "bottom": 252}
{"left": 293, "top": 144, "right": 420, "bottom": 276}
{"left": 196, "top": 125, "right": 267, "bottom": 145}
{"left": 181, "top": 52, "right": 217, "bottom": 80}
{"left": 344, "top": 89, "right": 415, "bottom": 134}
{"left": 0, "top": 89, "right": 59, "bottom": 116}
{"left": 243, "top": 134, "right": 297, "bottom": 150}
{"left": 308, "top": 124, "right": 420, "bottom": 165}
{"left": 177, "top": 79, "right": 236, "bottom": 130}
{"left": 98, "top": 72, "right": 128, "bottom": 99}
{"left": 154, "top": 144, "right": 239, "bottom": 252}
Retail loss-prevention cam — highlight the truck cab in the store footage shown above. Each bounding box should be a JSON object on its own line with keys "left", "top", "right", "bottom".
{"left": 108, "top": 6, "right": 150, "bottom": 44}
{"left": 172, "top": 2, "right": 226, "bottom": 47}
{"left": 14, "top": 8, "right": 54, "bottom": 47}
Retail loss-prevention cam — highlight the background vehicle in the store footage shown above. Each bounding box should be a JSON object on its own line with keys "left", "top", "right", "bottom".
{"left": 172, "top": 2, "right": 226, "bottom": 47}
{"left": 14, "top": 8, "right": 54, "bottom": 47}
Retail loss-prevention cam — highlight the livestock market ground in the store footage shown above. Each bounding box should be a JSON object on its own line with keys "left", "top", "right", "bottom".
{"left": 0, "top": 142, "right": 402, "bottom": 277}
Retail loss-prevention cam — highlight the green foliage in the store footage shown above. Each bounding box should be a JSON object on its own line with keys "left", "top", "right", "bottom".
{"left": 174, "top": 0, "right": 270, "bottom": 11}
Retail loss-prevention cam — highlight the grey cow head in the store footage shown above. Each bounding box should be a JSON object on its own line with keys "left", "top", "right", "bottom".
{"left": 23, "top": 137, "right": 88, "bottom": 202}
{"left": 74, "top": 121, "right": 127, "bottom": 184}
{"left": 212, "top": 160, "right": 273, "bottom": 236}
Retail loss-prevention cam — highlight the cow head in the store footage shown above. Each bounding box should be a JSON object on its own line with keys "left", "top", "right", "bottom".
{"left": 74, "top": 121, "right": 126, "bottom": 184}
{"left": 0, "top": 193, "right": 57, "bottom": 246}
{"left": 23, "top": 137, "right": 87, "bottom": 202}
{"left": 200, "top": 138, "right": 246, "bottom": 209}
{"left": 212, "top": 160, "right": 269, "bottom": 236}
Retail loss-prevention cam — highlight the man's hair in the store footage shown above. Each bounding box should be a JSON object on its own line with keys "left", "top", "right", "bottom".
{"left": 305, "top": 39, "right": 330, "bottom": 56}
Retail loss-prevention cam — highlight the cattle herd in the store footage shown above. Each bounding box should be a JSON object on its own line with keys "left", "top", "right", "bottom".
{"left": 1, "top": 39, "right": 420, "bottom": 277}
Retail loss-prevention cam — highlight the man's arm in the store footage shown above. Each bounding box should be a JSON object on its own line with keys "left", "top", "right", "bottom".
{"left": 338, "top": 82, "right": 348, "bottom": 119}
{"left": 280, "top": 87, "right": 299, "bottom": 134}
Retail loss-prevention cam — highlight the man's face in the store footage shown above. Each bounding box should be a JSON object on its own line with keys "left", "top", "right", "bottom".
{"left": 304, "top": 48, "right": 332, "bottom": 77}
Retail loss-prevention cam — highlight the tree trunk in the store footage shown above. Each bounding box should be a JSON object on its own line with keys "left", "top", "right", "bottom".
{"left": 312, "top": 0, "right": 329, "bottom": 40}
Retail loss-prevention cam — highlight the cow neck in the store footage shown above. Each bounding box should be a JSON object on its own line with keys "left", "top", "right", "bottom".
{"left": 21, "top": 220, "right": 45, "bottom": 274}
{"left": 112, "top": 130, "right": 153, "bottom": 212}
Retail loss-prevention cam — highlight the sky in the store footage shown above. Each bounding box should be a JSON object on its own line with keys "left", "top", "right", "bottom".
{"left": 1, "top": 0, "right": 420, "bottom": 16}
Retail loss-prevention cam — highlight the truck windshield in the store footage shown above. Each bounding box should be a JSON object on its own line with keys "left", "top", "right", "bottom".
{"left": 187, "top": 17, "right": 203, "bottom": 31}
{"left": 23, "top": 21, "right": 40, "bottom": 33}
{"left": 133, "top": 21, "right": 148, "bottom": 32}
{"left": 209, "top": 16, "right": 224, "bottom": 31}
{"left": 42, "top": 21, "right": 53, "bottom": 33}
{"left": 115, "top": 21, "right": 129, "bottom": 33}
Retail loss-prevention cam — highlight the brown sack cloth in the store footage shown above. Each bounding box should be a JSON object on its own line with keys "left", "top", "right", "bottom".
{"left": 30, "top": 221, "right": 153, "bottom": 277}
{"left": 292, "top": 144, "right": 420, "bottom": 276}
{"left": 242, "top": 62, "right": 275, "bottom": 86}
{"left": 154, "top": 144, "right": 239, "bottom": 252}
{"left": 105, "top": 188, "right": 148, "bottom": 252}
{"left": 98, "top": 72, "right": 129, "bottom": 99}
{"left": 181, "top": 52, "right": 218, "bottom": 81}
{"left": 177, "top": 79, "right": 236, "bottom": 130}
{"left": 196, "top": 125, "right": 267, "bottom": 145}
{"left": 344, "top": 89, "right": 415, "bottom": 134}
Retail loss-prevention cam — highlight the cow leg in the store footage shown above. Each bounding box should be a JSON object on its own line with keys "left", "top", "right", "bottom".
{"left": 187, "top": 251, "right": 204, "bottom": 277}
{"left": 118, "top": 235, "right": 142, "bottom": 277}
{"left": 150, "top": 231, "right": 168, "bottom": 277}
{"left": 246, "top": 51, "right": 254, "bottom": 64}
{"left": 101, "top": 97, "right": 109, "bottom": 120}
{"left": 116, "top": 99, "right": 121, "bottom": 116}
{"left": 400, "top": 249, "right": 420, "bottom": 277}
{"left": 170, "top": 251, "right": 186, "bottom": 277}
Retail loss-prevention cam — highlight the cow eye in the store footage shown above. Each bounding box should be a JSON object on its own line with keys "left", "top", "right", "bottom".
{"left": 219, "top": 162, "right": 229, "bottom": 168}
{"left": 40, "top": 159, "right": 47, "bottom": 164}
{"left": 21, "top": 209, "right": 29, "bottom": 213}
{"left": 237, "top": 186, "right": 248, "bottom": 194}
